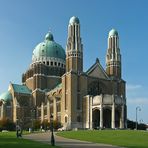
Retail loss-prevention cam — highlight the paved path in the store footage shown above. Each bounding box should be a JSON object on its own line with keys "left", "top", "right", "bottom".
{"left": 23, "top": 132, "right": 122, "bottom": 148}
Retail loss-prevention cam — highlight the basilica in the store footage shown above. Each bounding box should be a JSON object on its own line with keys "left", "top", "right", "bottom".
{"left": 0, "top": 16, "right": 127, "bottom": 129}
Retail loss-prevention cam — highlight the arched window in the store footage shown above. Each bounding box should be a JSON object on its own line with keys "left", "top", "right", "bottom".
{"left": 77, "top": 116, "right": 81, "bottom": 122}
{"left": 65, "top": 116, "right": 68, "bottom": 123}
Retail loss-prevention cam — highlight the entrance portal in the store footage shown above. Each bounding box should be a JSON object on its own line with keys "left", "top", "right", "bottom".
{"left": 103, "top": 108, "right": 111, "bottom": 128}
{"left": 115, "top": 109, "right": 120, "bottom": 128}
{"left": 92, "top": 109, "right": 100, "bottom": 129}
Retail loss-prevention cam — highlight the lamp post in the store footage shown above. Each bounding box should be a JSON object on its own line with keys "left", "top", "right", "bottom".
{"left": 16, "top": 119, "right": 19, "bottom": 138}
{"left": 136, "top": 106, "right": 141, "bottom": 130}
{"left": 50, "top": 114, "right": 55, "bottom": 146}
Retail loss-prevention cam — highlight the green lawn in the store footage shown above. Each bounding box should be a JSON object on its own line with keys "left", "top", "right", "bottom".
{"left": 57, "top": 130, "right": 148, "bottom": 148}
{"left": 0, "top": 132, "right": 59, "bottom": 148}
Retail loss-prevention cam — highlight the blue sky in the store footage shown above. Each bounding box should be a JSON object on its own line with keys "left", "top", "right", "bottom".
{"left": 0, "top": 0, "right": 148, "bottom": 123}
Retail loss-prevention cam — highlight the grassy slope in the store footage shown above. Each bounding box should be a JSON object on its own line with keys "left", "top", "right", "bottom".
{"left": 57, "top": 130, "right": 148, "bottom": 148}
{"left": 0, "top": 132, "right": 59, "bottom": 148}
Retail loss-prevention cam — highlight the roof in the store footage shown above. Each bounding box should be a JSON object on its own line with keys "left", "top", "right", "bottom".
{"left": 32, "top": 32, "right": 66, "bottom": 61}
{"left": 109, "top": 29, "right": 118, "bottom": 37}
{"left": 11, "top": 84, "right": 31, "bottom": 94}
{"left": 51, "top": 83, "right": 62, "bottom": 92}
{"left": 0, "top": 91, "right": 12, "bottom": 102}
{"left": 86, "top": 58, "right": 109, "bottom": 79}
{"left": 69, "top": 16, "right": 80, "bottom": 25}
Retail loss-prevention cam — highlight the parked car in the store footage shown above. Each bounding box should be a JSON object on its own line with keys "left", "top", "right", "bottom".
{"left": 57, "top": 127, "right": 65, "bottom": 131}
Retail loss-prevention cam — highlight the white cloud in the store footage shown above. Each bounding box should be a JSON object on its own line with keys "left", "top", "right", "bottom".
{"left": 127, "top": 98, "right": 148, "bottom": 105}
{"left": 127, "top": 84, "right": 142, "bottom": 91}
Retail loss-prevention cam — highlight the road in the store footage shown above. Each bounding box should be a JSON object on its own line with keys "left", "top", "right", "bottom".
{"left": 23, "top": 132, "right": 123, "bottom": 148}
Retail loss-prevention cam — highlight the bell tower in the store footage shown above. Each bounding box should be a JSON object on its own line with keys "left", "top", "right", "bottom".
{"left": 66, "top": 16, "right": 83, "bottom": 73}
{"left": 106, "top": 29, "right": 121, "bottom": 79}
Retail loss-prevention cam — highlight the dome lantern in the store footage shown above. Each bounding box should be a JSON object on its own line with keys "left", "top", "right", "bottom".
{"left": 69, "top": 16, "right": 80, "bottom": 25}
{"left": 45, "top": 32, "right": 54, "bottom": 41}
{"left": 109, "top": 29, "right": 118, "bottom": 37}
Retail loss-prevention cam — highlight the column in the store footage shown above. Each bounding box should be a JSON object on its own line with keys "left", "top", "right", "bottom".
{"left": 89, "top": 96, "right": 93, "bottom": 129}
{"left": 111, "top": 102, "right": 115, "bottom": 129}
{"left": 47, "top": 99, "right": 50, "bottom": 122}
{"left": 84, "top": 96, "right": 89, "bottom": 129}
{"left": 41, "top": 102, "right": 44, "bottom": 122}
{"left": 13, "top": 102, "right": 17, "bottom": 122}
{"left": 53, "top": 97, "right": 57, "bottom": 120}
{"left": 1, "top": 103, "right": 6, "bottom": 118}
{"left": 100, "top": 95, "right": 103, "bottom": 129}
{"left": 100, "top": 104, "right": 103, "bottom": 129}
{"left": 120, "top": 105, "right": 124, "bottom": 128}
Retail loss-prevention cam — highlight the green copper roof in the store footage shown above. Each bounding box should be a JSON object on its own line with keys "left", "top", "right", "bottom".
{"left": 69, "top": 16, "right": 79, "bottom": 25}
{"left": 33, "top": 32, "right": 66, "bottom": 60}
{"left": 0, "top": 91, "right": 12, "bottom": 102}
{"left": 45, "top": 32, "right": 54, "bottom": 41}
{"left": 12, "top": 84, "right": 31, "bottom": 94}
{"left": 109, "top": 29, "right": 118, "bottom": 37}
{"left": 51, "top": 83, "right": 62, "bottom": 92}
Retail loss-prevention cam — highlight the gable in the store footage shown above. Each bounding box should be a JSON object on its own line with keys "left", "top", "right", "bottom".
{"left": 86, "top": 61, "right": 109, "bottom": 79}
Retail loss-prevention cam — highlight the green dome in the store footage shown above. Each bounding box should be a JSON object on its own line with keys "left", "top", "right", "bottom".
{"left": 69, "top": 16, "right": 79, "bottom": 25}
{"left": 33, "top": 32, "right": 66, "bottom": 61}
{"left": 109, "top": 29, "right": 118, "bottom": 37}
{"left": 0, "top": 91, "right": 12, "bottom": 102}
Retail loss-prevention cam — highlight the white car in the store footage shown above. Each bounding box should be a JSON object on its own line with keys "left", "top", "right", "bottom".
{"left": 57, "top": 127, "right": 65, "bottom": 131}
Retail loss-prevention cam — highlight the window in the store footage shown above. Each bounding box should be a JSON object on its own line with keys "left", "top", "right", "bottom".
{"left": 50, "top": 105, "right": 53, "bottom": 114}
{"left": 77, "top": 116, "right": 81, "bottom": 122}
{"left": 58, "top": 63, "right": 60, "bottom": 66}
{"left": 65, "top": 116, "right": 68, "bottom": 123}
{"left": 57, "top": 103, "right": 61, "bottom": 112}
{"left": 51, "top": 61, "right": 53, "bottom": 66}
{"left": 55, "top": 62, "right": 57, "bottom": 66}
{"left": 47, "top": 61, "right": 49, "bottom": 65}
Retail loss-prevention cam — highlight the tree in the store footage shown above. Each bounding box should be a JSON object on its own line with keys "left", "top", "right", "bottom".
{"left": 33, "top": 119, "right": 41, "bottom": 130}
{"left": 52, "top": 120, "right": 62, "bottom": 130}
{"left": 0, "top": 118, "right": 15, "bottom": 131}
{"left": 127, "top": 119, "right": 147, "bottom": 130}
{"left": 41, "top": 119, "right": 50, "bottom": 130}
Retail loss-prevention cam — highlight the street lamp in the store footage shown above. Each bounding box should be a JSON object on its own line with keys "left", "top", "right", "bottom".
{"left": 16, "top": 119, "right": 19, "bottom": 138}
{"left": 50, "top": 114, "right": 55, "bottom": 146}
{"left": 136, "top": 106, "right": 141, "bottom": 130}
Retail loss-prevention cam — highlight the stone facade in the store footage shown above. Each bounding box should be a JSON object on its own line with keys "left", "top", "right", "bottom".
{"left": 0, "top": 16, "right": 127, "bottom": 130}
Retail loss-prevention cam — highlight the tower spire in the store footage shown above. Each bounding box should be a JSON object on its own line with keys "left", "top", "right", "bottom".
{"left": 106, "top": 29, "right": 121, "bottom": 79}
{"left": 66, "top": 16, "right": 83, "bottom": 73}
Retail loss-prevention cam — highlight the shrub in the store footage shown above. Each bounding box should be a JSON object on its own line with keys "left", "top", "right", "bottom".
{"left": 41, "top": 119, "right": 62, "bottom": 130}
{"left": 33, "top": 119, "right": 41, "bottom": 130}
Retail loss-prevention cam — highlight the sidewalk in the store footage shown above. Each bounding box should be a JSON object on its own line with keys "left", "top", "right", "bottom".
{"left": 23, "top": 132, "right": 122, "bottom": 148}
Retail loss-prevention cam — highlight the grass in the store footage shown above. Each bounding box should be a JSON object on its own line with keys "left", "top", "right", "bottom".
{"left": 0, "top": 132, "right": 60, "bottom": 148}
{"left": 57, "top": 130, "right": 148, "bottom": 148}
